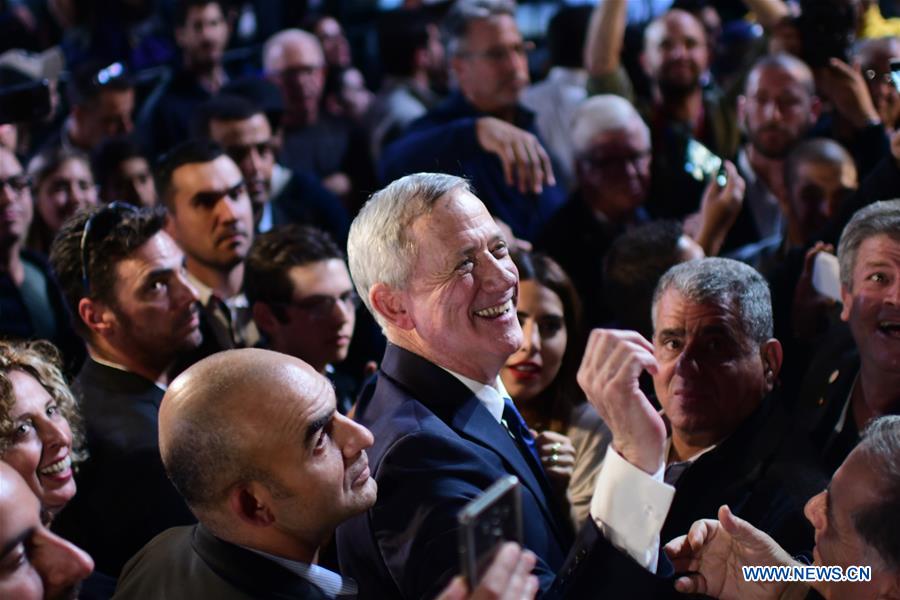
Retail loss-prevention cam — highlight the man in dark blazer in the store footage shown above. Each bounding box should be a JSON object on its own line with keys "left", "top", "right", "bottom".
{"left": 337, "top": 172, "right": 683, "bottom": 599}
{"left": 48, "top": 205, "right": 202, "bottom": 580}
{"left": 113, "top": 348, "right": 541, "bottom": 600}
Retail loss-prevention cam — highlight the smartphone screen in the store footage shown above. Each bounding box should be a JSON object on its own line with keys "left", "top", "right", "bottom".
{"left": 890, "top": 59, "right": 900, "bottom": 93}
{"left": 685, "top": 139, "right": 727, "bottom": 186}
{"left": 457, "top": 475, "right": 523, "bottom": 590}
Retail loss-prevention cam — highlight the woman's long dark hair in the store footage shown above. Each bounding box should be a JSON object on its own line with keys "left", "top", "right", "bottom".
{"left": 512, "top": 251, "right": 586, "bottom": 433}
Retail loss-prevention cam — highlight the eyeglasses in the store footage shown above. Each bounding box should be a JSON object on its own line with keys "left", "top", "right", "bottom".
{"left": 94, "top": 62, "right": 125, "bottom": 86}
{"left": 580, "top": 150, "right": 652, "bottom": 172}
{"left": 0, "top": 174, "right": 31, "bottom": 195}
{"left": 460, "top": 41, "right": 534, "bottom": 63}
{"left": 80, "top": 202, "right": 138, "bottom": 295}
{"left": 274, "top": 290, "right": 361, "bottom": 320}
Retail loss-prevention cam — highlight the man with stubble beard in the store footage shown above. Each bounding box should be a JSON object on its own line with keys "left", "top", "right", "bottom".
{"left": 585, "top": 2, "right": 741, "bottom": 221}
{"left": 157, "top": 139, "right": 259, "bottom": 358}
{"left": 725, "top": 53, "right": 822, "bottom": 251}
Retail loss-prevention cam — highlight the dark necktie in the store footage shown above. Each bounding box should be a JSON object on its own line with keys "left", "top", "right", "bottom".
{"left": 501, "top": 397, "right": 542, "bottom": 466}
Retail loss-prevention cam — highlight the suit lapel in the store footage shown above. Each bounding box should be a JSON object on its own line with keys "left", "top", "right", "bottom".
{"left": 379, "top": 344, "right": 569, "bottom": 547}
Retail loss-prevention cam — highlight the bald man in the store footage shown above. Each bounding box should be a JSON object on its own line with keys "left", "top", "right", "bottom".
{"left": 263, "top": 29, "right": 374, "bottom": 204}
{"left": 113, "top": 349, "right": 539, "bottom": 600}
{"left": 0, "top": 462, "right": 94, "bottom": 600}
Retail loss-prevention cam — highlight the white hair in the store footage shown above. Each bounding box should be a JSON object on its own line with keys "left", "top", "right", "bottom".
{"left": 262, "top": 28, "right": 322, "bottom": 72}
{"left": 571, "top": 94, "right": 650, "bottom": 156}
{"left": 347, "top": 173, "right": 470, "bottom": 329}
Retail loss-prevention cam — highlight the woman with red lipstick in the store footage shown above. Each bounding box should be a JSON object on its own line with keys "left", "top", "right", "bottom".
{"left": 501, "top": 252, "right": 610, "bottom": 528}
{"left": 0, "top": 340, "right": 85, "bottom": 524}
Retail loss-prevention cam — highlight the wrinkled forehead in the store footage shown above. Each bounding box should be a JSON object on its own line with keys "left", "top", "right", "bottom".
{"left": 646, "top": 10, "right": 706, "bottom": 49}
{"left": 746, "top": 64, "right": 813, "bottom": 96}
{"left": 653, "top": 288, "right": 744, "bottom": 334}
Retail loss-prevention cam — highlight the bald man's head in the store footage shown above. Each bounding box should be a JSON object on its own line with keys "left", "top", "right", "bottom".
{"left": 159, "top": 349, "right": 376, "bottom": 555}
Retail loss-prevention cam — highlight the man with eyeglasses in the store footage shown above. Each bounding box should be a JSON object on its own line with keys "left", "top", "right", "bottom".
{"left": 47, "top": 203, "right": 200, "bottom": 583}
{"left": 263, "top": 28, "right": 375, "bottom": 210}
{"left": 245, "top": 225, "right": 360, "bottom": 414}
{"left": 0, "top": 146, "right": 83, "bottom": 372}
{"left": 195, "top": 94, "right": 350, "bottom": 242}
{"left": 538, "top": 94, "right": 742, "bottom": 329}
{"left": 37, "top": 60, "right": 134, "bottom": 159}
{"left": 379, "top": 0, "right": 565, "bottom": 243}
{"left": 157, "top": 139, "right": 259, "bottom": 360}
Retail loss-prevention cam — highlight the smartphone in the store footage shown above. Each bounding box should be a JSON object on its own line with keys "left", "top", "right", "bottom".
{"left": 890, "top": 59, "right": 900, "bottom": 93}
{"left": 0, "top": 79, "right": 51, "bottom": 124}
{"left": 685, "top": 139, "right": 727, "bottom": 187}
{"left": 457, "top": 475, "right": 523, "bottom": 590}
{"left": 812, "top": 252, "right": 842, "bottom": 302}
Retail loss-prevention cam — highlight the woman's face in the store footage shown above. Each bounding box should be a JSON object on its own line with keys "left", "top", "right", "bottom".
{"left": 36, "top": 158, "right": 97, "bottom": 233}
{"left": 2, "top": 370, "right": 76, "bottom": 517}
{"left": 501, "top": 280, "right": 568, "bottom": 403}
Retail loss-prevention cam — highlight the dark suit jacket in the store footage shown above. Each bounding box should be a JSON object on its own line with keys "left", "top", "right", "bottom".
{"left": 54, "top": 359, "right": 195, "bottom": 577}
{"left": 660, "top": 396, "right": 825, "bottom": 557}
{"left": 113, "top": 525, "right": 330, "bottom": 600}
{"left": 335, "top": 344, "right": 678, "bottom": 599}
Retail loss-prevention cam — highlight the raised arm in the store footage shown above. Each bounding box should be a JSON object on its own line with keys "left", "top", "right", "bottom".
{"left": 742, "top": 0, "right": 791, "bottom": 31}
{"left": 585, "top": 0, "right": 628, "bottom": 77}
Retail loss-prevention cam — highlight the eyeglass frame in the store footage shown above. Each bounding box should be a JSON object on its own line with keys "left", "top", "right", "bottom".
{"left": 79, "top": 201, "right": 139, "bottom": 296}
{"left": 0, "top": 174, "right": 32, "bottom": 196}
{"left": 457, "top": 40, "right": 535, "bottom": 63}
{"left": 270, "top": 290, "right": 361, "bottom": 321}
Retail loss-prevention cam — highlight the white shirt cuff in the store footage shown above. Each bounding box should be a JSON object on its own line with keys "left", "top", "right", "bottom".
{"left": 589, "top": 446, "right": 675, "bottom": 571}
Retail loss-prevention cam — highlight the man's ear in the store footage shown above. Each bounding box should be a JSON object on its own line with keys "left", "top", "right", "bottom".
{"left": 809, "top": 96, "right": 823, "bottom": 125}
{"left": 737, "top": 95, "right": 747, "bottom": 129}
{"left": 77, "top": 297, "right": 116, "bottom": 338}
{"left": 761, "top": 339, "right": 784, "bottom": 390}
{"left": 840, "top": 284, "right": 852, "bottom": 322}
{"left": 227, "top": 482, "right": 275, "bottom": 527}
{"left": 252, "top": 302, "right": 277, "bottom": 338}
{"left": 369, "top": 282, "right": 414, "bottom": 330}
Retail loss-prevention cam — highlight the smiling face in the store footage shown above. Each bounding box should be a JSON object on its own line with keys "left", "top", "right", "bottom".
{"left": 652, "top": 288, "right": 775, "bottom": 447}
{"left": 502, "top": 279, "right": 567, "bottom": 404}
{"left": 841, "top": 234, "right": 900, "bottom": 374}
{"left": 1, "top": 371, "right": 76, "bottom": 518}
{"left": 643, "top": 10, "right": 708, "bottom": 96}
{"left": 397, "top": 189, "right": 522, "bottom": 382}
{"left": 166, "top": 155, "right": 254, "bottom": 273}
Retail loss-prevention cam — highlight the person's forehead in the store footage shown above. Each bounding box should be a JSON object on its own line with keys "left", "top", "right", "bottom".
{"left": 795, "top": 160, "right": 852, "bottom": 189}
{"left": 413, "top": 190, "right": 496, "bottom": 245}
{"left": 830, "top": 447, "right": 883, "bottom": 529}
{"left": 287, "top": 259, "right": 352, "bottom": 295}
{"left": 854, "top": 234, "right": 900, "bottom": 272}
{"left": 280, "top": 38, "right": 325, "bottom": 68}
{"left": 464, "top": 14, "right": 521, "bottom": 48}
{"left": 115, "top": 231, "right": 182, "bottom": 280}
{"left": 118, "top": 157, "right": 150, "bottom": 176}
{"left": 0, "top": 470, "right": 40, "bottom": 544}
{"left": 749, "top": 65, "right": 810, "bottom": 96}
{"left": 172, "top": 155, "right": 242, "bottom": 196}
{"left": 316, "top": 17, "right": 343, "bottom": 37}
{"left": 96, "top": 87, "right": 134, "bottom": 110}
{"left": 587, "top": 124, "right": 650, "bottom": 155}
{"left": 0, "top": 150, "right": 22, "bottom": 176}
{"left": 518, "top": 279, "right": 563, "bottom": 314}
{"left": 209, "top": 114, "right": 271, "bottom": 146}
{"left": 660, "top": 12, "right": 705, "bottom": 41}
{"left": 185, "top": 2, "right": 224, "bottom": 24}
{"left": 9, "top": 370, "right": 53, "bottom": 414}
{"left": 655, "top": 288, "right": 741, "bottom": 330}
{"left": 50, "top": 159, "right": 92, "bottom": 181}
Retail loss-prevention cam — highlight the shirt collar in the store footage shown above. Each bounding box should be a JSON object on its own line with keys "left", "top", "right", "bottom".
{"left": 88, "top": 353, "right": 167, "bottom": 391}
{"left": 184, "top": 270, "right": 249, "bottom": 309}
{"left": 241, "top": 546, "right": 357, "bottom": 599}
{"left": 438, "top": 366, "right": 508, "bottom": 423}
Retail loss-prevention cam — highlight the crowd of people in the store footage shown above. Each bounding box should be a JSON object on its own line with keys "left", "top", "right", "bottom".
{"left": 1, "top": 0, "right": 900, "bottom": 599}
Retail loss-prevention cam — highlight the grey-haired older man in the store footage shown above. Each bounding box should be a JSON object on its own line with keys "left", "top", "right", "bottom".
{"left": 335, "top": 172, "right": 683, "bottom": 599}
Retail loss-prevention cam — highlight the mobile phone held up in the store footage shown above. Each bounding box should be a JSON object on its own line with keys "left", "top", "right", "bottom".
{"left": 458, "top": 475, "right": 523, "bottom": 590}
{"left": 684, "top": 139, "right": 727, "bottom": 187}
{"left": 891, "top": 59, "right": 900, "bottom": 93}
